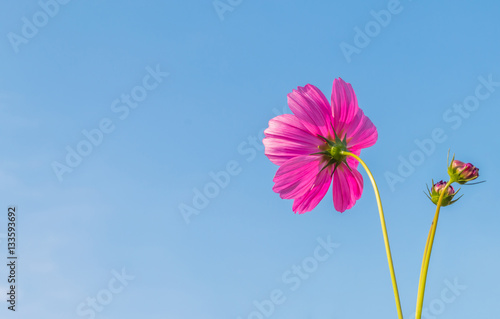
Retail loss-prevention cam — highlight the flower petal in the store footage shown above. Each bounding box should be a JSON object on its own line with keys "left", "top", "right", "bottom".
{"left": 345, "top": 109, "right": 378, "bottom": 151}
{"left": 273, "top": 155, "right": 323, "bottom": 200}
{"left": 264, "top": 114, "right": 321, "bottom": 165}
{"left": 331, "top": 164, "right": 364, "bottom": 212}
{"left": 345, "top": 148, "right": 361, "bottom": 170}
{"left": 331, "top": 78, "right": 360, "bottom": 134}
{"left": 292, "top": 169, "right": 332, "bottom": 214}
{"left": 287, "top": 84, "right": 333, "bottom": 137}
{"left": 330, "top": 78, "right": 378, "bottom": 151}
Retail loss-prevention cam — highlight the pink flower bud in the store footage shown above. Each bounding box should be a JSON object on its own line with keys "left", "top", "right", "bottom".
{"left": 433, "top": 180, "right": 454, "bottom": 195}
{"left": 427, "top": 180, "right": 461, "bottom": 207}
{"left": 449, "top": 160, "right": 479, "bottom": 184}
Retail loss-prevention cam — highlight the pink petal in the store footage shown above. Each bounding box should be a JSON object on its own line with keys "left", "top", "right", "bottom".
{"left": 273, "top": 155, "right": 323, "bottom": 200}
{"left": 330, "top": 78, "right": 360, "bottom": 134}
{"left": 287, "top": 84, "right": 333, "bottom": 137}
{"left": 331, "top": 164, "right": 364, "bottom": 212}
{"left": 292, "top": 169, "right": 332, "bottom": 214}
{"left": 345, "top": 148, "right": 361, "bottom": 170}
{"left": 345, "top": 109, "right": 378, "bottom": 151}
{"left": 264, "top": 114, "right": 321, "bottom": 166}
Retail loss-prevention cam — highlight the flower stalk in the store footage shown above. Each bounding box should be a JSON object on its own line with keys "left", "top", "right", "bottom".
{"left": 342, "top": 151, "right": 403, "bottom": 319}
{"left": 415, "top": 179, "right": 453, "bottom": 319}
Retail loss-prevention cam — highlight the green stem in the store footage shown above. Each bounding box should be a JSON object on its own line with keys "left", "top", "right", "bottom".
{"left": 415, "top": 180, "right": 453, "bottom": 319}
{"left": 415, "top": 224, "right": 432, "bottom": 317}
{"left": 342, "top": 151, "right": 403, "bottom": 319}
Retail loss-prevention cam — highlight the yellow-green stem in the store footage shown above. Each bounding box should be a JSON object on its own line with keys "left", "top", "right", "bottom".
{"left": 342, "top": 151, "right": 403, "bottom": 319}
{"left": 414, "top": 180, "right": 453, "bottom": 319}
{"left": 417, "top": 225, "right": 432, "bottom": 292}
{"left": 415, "top": 223, "right": 432, "bottom": 316}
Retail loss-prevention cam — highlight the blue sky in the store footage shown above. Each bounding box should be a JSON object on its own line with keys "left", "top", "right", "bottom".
{"left": 1, "top": 1, "right": 499, "bottom": 318}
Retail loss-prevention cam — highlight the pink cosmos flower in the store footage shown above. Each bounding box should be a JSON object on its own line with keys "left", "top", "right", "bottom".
{"left": 263, "top": 78, "right": 378, "bottom": 213}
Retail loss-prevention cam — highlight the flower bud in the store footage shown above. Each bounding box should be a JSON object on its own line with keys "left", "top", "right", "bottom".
{"left": 426, "top": 180, "right": 461, "bottom": 207}
{"left": 448, "top": 159, "right": 479, "bottom": 184}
